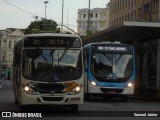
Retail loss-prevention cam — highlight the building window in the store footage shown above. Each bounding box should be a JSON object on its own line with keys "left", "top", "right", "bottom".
{"left": 128, "top": 0, "right": 130, "bottom": 6}
{"left": 119, "top": 17, "right": 121, "bottom": 22}
{"left": 122, "top": 16, "right": 124, "bottom": 21}
{"left": 3, "top": 56, "right": 5, "bottom": 61}
{"left": 128, "top": 13, "right": 130, "bottom": 20}
{"left": 122, "top": 0, "right": 124, "bottom": 9}
{"left": 113, "top": 4, "right": 115, "bottom": 14}
{"left": 110, "top": 5, "right": 112, "bottom": 15}
{"left": 120, "top": 0, "right": 122, "bottom": 10}
{"left": 125, "top": 0, "right": 127, "bottom": 8}
{"left": 125, "top": 15, "right": 127, "bottom": 20}
{"left": 144, "top": 3, "right": 150, "bottom": 13}
{"left": 115, "top": 3, "right": 117, "bottom": 13}
{"left": 3, "top": 40, "right": 6, "bottom": 48}
{"left": 131, "top": 12, "right": 133, "bottom": 20}
{"left": 9, "top": 41, "right": 12, "bottom": 48}
{"left": 84, "top": 14, "right": 86, "bottom": 18}
{"left": 95, "top": 14, "right": 98, "bottom": 18}
{"left": 117, "top": 1, "right": 119, "bottom": 12}
{"left": 134, "top": 10, "right": 136, "bottom": 20}
{"left": 90, "top": 13, "right": 93, "bottom": 18}
{"left": 9, "top": 54, "right": 12, "bottom": 61}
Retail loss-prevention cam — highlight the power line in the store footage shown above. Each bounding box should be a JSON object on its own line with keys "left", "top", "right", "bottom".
{"left": 2, "top": 0, "right": 78, "bottom": 27}
{"left": 2, "top": 0, "right": 42, "bottom": 19}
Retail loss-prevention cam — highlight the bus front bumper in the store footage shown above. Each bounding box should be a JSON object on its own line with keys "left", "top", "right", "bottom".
{"left": 20, "top": 92, "right": 83, "bottom": 105}
{"left": 88, "top": 83, "right": 134, "bottom": 95}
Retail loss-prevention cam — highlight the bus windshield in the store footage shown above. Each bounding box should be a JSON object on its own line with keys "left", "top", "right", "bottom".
{"left": 90, "top": 53, "right": 133, "bottom": 79}
{"left": 22, "top": 49, "right": 82, "bottom": 82}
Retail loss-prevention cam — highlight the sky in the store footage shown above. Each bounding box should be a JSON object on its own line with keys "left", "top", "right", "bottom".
{"left": 0, "top": 0, "right": 109, "bottom": 31}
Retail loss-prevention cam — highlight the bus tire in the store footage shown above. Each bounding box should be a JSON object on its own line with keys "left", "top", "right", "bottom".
{"left": 103, "top": 96, "right": 112, "bottom": 102}
{"left": 14, "top": 97, "right": 19, "bottom": 104}
{"left": 121, "top": 96, "right": 128, "bottom": 102}
{"left": 70, "top": 105, "right": 78, "bottom": 112}
{"left": 84, "top": 93, "right": 90, "bottom": 101}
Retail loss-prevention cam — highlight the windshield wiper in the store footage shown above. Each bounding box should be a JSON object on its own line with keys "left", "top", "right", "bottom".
{"left": 103, "top": 53, "right": 112, "bottom": 61}
{"left": 58, "top": 49, "right": 67, "bottom": 62}
{"left": 41, "top": 53, "right": 48, "bottom": 62}
{"left": 115, "top": 54, "right": 123, "bottom": 63}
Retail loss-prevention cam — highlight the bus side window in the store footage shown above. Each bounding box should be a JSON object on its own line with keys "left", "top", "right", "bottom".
{"left": 84, "top": 50, "right": 89, "bottom": 71}
{"left": 14, "top": 48, "right": 21, "bottom": 65}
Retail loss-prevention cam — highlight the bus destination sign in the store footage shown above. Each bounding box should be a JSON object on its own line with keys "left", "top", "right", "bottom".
{"left": 97, "top": 46, "right": 127, "bottom": 52}
{"left": 23, "top": 37, "right": 81, "bottom": 48}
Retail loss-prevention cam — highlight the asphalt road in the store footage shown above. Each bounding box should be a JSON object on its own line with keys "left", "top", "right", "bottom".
{"left": 0, "top": 80, "right": 160, "bottom": 120}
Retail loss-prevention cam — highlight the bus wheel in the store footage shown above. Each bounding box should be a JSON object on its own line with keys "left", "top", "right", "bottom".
{"left": 103, "top": 96, "right": 112, "bottom": 102}
{"left": 70, "top": 105, "right": 78, "bottom": 112}
{"left": 121, "top": 96, "right": 128, "bottom": 102}
{"left": 84, "top": 94, "right": 90, "bottom": 101}
{"left": 14, "top": 95, "right": 19, "bottom": 104}
{"left": 14, "top": 97, "right": 19, "bottom": 104}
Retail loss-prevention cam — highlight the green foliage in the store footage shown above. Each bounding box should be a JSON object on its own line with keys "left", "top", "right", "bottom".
{"left": 86, "top": 30, "right": 93, "bottom": 37}
{"left": 25, "top": 19, "right": 58, "bottom": 34}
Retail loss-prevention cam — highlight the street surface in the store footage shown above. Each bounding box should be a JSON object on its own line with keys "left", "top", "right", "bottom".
{"left": 0, "top": 80, "right": 160, "bottom": 120}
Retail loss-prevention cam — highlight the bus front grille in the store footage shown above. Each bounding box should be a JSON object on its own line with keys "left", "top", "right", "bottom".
{"left": 34, "top": 83, "right": 65, "bottom": 94}
{"left": 42, "top": 97, "right": 63, "bottom": 101}
{"left": 100, "top": 88, "right": 124, "bottom": 93}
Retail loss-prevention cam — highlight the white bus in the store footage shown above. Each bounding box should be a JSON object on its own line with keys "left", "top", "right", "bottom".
{"left": 13, "top": 33, "right": 84, "bottom": 112}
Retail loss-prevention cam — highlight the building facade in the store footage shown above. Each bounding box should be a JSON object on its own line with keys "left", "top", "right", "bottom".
{"left": 109, "top": 0, "right": 160, "bottom": 98}
{"left": 110, "top": 0, "right": 159, "bottom": 27}
{"left": 82, "top": 0, "right": 160, "bottom": 99}
{"left": 77, "top": 4, "right": 110, "bottom": 36}
{"left": 0, "top": 28, "right": 24, "bottom": 80}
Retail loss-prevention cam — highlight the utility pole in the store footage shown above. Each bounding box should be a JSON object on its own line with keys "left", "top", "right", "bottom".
{"left": 67, "top": 7, "right": 69, "bottom": 32}
{"left": 61, "top": 0, "right": 64, "bottom": 33}
{"left": 44, "top": 1, "right": 49, "bottom": 30}
{"left": 44, "top": 1, "right": 49, "bottom": 20}
{"left": 87, "top": 0, "right": 90, "bottom": 32}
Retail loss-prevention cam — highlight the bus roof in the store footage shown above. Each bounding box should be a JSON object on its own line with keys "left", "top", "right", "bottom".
{"left": 14, "top": 33, "right": 82, "bottom": 48}
{"left": 84, "top": 41, "right": 133, "bottom": 47}
{"left": 24, "top": 33, "right": 81, "bottom": 38}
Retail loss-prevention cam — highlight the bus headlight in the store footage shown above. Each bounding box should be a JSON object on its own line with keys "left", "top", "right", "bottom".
{"left": 127, "top": 82, "right": 133, "bottom": 87}
{"left": 22, "top": 84, "right": 39, "bottom": 95}
{"left": 23, "top": 85, "right": 33, "bottom": 94}
{"left": 89, "top": 80, "right": 97, "bottom": 86}
{"left": 24, "top": 86, "right": 30, "bottom": 92}
{"left": 91, "top": 81, "right": 96, "bottom": 86}
{"left": 68, "top": 86, "right": 81, "bottom": 95}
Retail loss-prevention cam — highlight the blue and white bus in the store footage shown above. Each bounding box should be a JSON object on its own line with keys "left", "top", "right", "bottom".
{"left": 84, "top": 42, "right": 136, "bottom": 101}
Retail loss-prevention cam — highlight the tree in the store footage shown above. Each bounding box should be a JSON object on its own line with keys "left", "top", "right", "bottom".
{"left": 86, "top": 30, "right": 93, "bottom": 37}
{"left": 25, "top": 19, "right": 59, "bottom": 34}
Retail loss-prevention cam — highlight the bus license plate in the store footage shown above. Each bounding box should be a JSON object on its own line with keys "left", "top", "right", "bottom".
{"left": 108, "top": 91, "right": 116, "bottom": 94}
